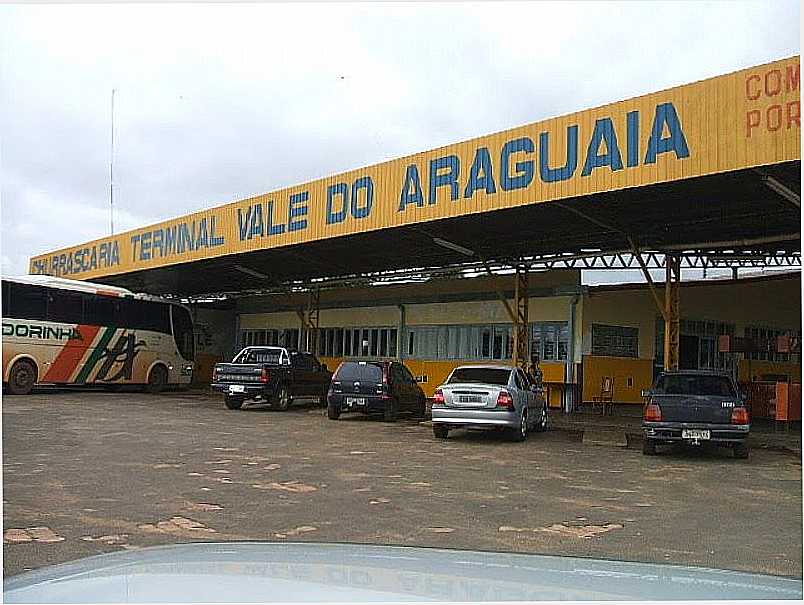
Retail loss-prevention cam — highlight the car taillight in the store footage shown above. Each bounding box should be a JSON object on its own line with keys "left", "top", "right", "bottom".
{"left": 260, "top": 369, "right": 270, "bottom": 383}
{"left": 496, "top": 391, "right": 514, "bottom": 410}
{"left": 731, "top": 407, "right": 750, "bottom": 425}
{"left": 432, "top": 389, "right": 445, "bottom": 406}
{"left": 644, "top": 403, "right": 662, "bottom": 422}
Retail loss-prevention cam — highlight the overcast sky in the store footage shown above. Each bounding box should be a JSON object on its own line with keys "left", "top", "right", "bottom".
{"left": 1, "top": 1, "right": 800, "bottom": 284}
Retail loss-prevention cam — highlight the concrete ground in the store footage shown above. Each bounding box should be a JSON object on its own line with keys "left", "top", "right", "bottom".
{"left": 3, "top": 390, "right": 802, "bottom": 579}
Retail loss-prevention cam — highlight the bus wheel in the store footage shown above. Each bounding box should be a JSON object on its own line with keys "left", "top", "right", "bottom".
{"left": 6, "top": 359, "right": 37, "bottom": 395}
{"left": 145, "top": 365, "right": 167, "bottom": 394}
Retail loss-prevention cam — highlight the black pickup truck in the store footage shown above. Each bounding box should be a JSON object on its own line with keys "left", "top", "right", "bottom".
{"left": 212, "top": 346, "right": 333, "bottom": 411}
{"left": 642, "top": 370, "right": 750, "bottom": 458}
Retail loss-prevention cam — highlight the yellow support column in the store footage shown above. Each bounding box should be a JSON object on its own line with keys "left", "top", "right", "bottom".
{"left": 664, "top": 254, "right": 681, "bottom": 371}
{"left": 513, "top": 265, "right": 529, "bottom": 371}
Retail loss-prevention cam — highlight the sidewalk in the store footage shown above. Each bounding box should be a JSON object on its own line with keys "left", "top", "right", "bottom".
{"left": 550, "top": 409, "right": 802, "bottom": 456}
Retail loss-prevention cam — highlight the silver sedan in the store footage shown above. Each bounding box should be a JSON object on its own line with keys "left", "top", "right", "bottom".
{"left": 431, "top": 364, "right": 548, "bottom": 441}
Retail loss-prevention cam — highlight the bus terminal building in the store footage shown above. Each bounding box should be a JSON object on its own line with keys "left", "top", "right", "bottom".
{"left": 29, "top": 56, "right": 802, "bottom": 417}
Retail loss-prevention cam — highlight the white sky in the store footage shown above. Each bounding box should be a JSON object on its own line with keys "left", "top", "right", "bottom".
{"left": 1, "top": 1, "right": 800, "bottom": 284}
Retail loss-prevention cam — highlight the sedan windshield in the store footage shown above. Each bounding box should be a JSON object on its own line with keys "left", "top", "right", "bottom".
{"left": 654, "top": 374, "right": 736, "bottom": 397}
{"left": 448, "top": 368, "right": 511, "bottom": 386}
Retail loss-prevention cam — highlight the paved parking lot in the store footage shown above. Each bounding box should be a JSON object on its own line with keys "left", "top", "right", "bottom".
{"left": 3, "top": 390, "right": 802, "bottom": 578}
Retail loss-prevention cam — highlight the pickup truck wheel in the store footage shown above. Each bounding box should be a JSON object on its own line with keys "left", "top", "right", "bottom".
{"left": 275, "top": 385, "right": 291, "bottom": 411}
{"left": 412, "top": 398, "right": 426, "bottom": 419}
{"left": 733, "top": 443, "right": 750, "bottom": 459}
{"left": 642, "top": 439, "right": 658, "bottom": 456}
{"left": 224, "top": 395, "right": 244, "bottom": 410}
{"left": 383, "top": 398, "right": 398, "bottom": 422}
{"left": 433, "top": 425, "right": 449, "bottom": 439}
{"left": 327, "top": 402, "right": 340, "bottom": 420}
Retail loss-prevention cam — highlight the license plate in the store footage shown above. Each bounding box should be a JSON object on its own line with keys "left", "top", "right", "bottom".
{"left": 682, "top": 429, "right": 710, "bottom": 440}
{"left": 345, "top": 397, "right": 366, "bottom": 407}
{"left": 459, "top": 395, "right": 482, "bottom": 403}
{"left": 229, "top": 385, "right": 245, "bottom": 394}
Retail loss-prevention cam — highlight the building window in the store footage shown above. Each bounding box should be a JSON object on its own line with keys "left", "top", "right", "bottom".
{"left": 239, "top": 328, "right": 298, "bottom": 350}
{"left": 405, "top": 324, "right": 515, "bottom": 361}
{"left": 305, "top": 326, "right": 398, "bottom": 358}
{"left": 531, "top": 322, "right": 569, "bottom": 361}
{"left": 591, "top": 324, "right": 639, "bottom": 358}
{"left": 744, "top": 326, "right": 801, "bottom": 363}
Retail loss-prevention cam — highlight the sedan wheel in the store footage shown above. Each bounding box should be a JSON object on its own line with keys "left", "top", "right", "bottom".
{"left": 535, "top": 405, "right": 549, "bottom": 432}
{"left": 510, "top": 409, "right": 528, "bottom": 442}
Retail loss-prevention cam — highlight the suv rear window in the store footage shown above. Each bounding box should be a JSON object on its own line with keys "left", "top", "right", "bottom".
{"left": 335, "top": 362, "right": 383, "bottom": 383}
{"left": 654, "top": 374, "right": 736, "bottom": 397}
{"left": 448, "top": 367, "right": 511, "bottom": 386}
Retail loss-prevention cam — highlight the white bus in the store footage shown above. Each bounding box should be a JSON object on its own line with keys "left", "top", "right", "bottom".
{"left": 2, "top": 275, "right": 194, "bottom": 395}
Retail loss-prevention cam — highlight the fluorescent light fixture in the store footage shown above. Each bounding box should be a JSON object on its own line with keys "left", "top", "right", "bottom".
{"left": 432, "top": 237, "right": 475, "bottom": 257}
{"left": 234, "top": 264, "right": 271, "bottom": 280}
{"left": 763, "top": 176, "right": 800, "bottom": 208}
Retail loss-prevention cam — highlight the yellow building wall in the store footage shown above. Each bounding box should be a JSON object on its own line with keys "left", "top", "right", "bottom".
{"left": 317, "top": 357, "right": 566, "bottom": 399}
{"left": 582, "top": 356, "right": 654, "bottom": 405}
{"left": 738, "top": 359, "right": 802, "bottom": 382}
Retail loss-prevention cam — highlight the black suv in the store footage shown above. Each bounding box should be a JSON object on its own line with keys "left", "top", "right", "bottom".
{"left": 327, "top": 360, "right": 427, "bottom": 422}
{"left": 642, "top": 370, "right": 750, "bottom": 458}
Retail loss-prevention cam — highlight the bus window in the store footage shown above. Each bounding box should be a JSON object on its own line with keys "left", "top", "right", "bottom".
{"left": 47, "top": 290, "right": 84, "bottom": 324}
{"left": 84, "top": 295, "right": 118, "bottom": 327}
{"left": 7, "top": 282, "right": 47, "bottom": 321}
{"left": 2, "top": 280, "right": 9, "bottom": 312}
{"left": 171, "top": 305, "right": 194, "bottom": 361}
{"left": 124, "top": 299, "right": 171, "bottom": 334}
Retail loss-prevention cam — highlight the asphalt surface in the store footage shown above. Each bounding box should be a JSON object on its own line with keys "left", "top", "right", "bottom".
{"left": 3, "top": 390, "right": 802, "bottom": 579}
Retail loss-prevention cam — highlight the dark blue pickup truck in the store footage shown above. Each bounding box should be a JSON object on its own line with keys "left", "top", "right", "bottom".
{"left": 641, "top": 370, "right": 750, "bottom": 458}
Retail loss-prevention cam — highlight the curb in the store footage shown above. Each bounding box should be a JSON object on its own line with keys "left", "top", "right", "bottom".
{"left": 421, "top": 420, "right": 801, "bottom": 456}
{"left": 553, "top": 424, "right": 801, "bottom": 455}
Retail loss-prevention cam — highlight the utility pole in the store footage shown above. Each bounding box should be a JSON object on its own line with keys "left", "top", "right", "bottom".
{"left": 110, "top": 88, "right": 116, "bottom": 235}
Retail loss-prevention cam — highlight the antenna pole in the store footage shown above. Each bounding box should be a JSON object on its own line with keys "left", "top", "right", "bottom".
{"left": 110, "top": 88, "right": 115, "bottom": 235}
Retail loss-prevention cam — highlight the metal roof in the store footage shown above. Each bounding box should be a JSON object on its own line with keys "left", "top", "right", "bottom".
{"left": 101, "top": 160, "right": 800, "bottom": 297}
